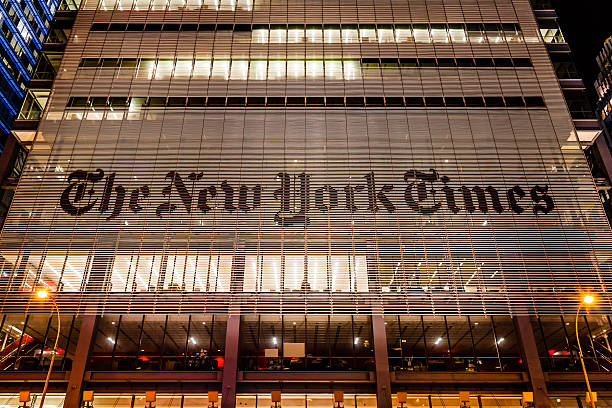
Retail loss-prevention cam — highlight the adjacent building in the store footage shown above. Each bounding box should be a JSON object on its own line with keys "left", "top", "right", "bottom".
{"left": 0, "top": 0, "right": 612, "bottom": 407}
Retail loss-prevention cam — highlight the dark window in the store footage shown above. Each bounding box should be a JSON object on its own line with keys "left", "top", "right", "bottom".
{"left": 216, "top": 24, "right": 233, "bottom": 31}
{"left": 484, "top": 96, "right": 505, "bottom": 107}
{"left": 361, "top": 58, "right": 379, "bottom": 65}
{"left": 267, "top": 97, "right": 286, "bottom": 106}
{"left": 90, "top": 97, "right": 107, "bottom": 108}
{"left": 199, "top": 24, "right": 216, "bottom": 31}
{"left": 206, "top": 97, "right": 225, "bottom": 106}
{"left": 385, "top": 97, "right": 405, "bottom": 107}
{"left": 399, "top": 58, "right": 418, "bottom": 68}
{"left": 101, "top": 58, "right": 119, "bottom": 68}
{"left": 145, "top": 24, "right": 162, "bottom": 31}
{"left": 420, "top": 58, "right": 436, "bottom": 68}
{"left": 227, "top": 97, "right": 245, "bottom": 106}
{"left": 235, "top": 24, "right": 252, "bottom": 32}
{"left": 90, "top": 23, "right": 109, "bottom": 31}
{"left": 465, "top": 96, "right": 485, "bottom": 107}
{"left": 147, "top": 97, "right": 166, "bottom": 107}
{"left": 504, "top": 96, "right": 525, "bottom": 107}
{"left": 181, "top": 24, "right": 198, "bottom": 31}
{"left": 512, "top": 58, "right": 532, "bottom": 68}
{"left": 120, "top": 58, "right": 138, "bottom": 69}
{"left": 68, "top": 96, "right": 88, "bottom": 107}
{"left": 346, "top": 96, "right": 365, "bottom": 107}
{"left": 167, "top": 97, "right": 186, "bottom": 107}
{"left": 475, "top": 58, "right": 494, "bottom": 67}
{"left": 162, "top": 24, "right": 180, "bottom": 31}
{"left": 438, "top": 58, "right": 456, "bottom": 67}
{"left": 494, "top": 58, "right": 513, "bottom": 67}
{"left": 109, "top": 97, "right": 128, "bottom": 107}
{"left": 253, "top": 24, "right": 269, "bottom": 31}
{"left": 306, "top": 97, "right": 324, "bottom": 106}
{"left": 524, "top": 96, "right": 546, "bottom": 107}
{"left": 445, "top": 97, "right": 465, "bottom": 107}
{"left": 187, "top": 97, "right": 206, "bottom": 107}
{"left": 457, "top": 58, "right": 475, "bottom": 67}
{"left": 286, "top": 97, "right": 304, "bottom": 106}
{"left": 79, "top": 58, "right": 99, "bottom": 68}
{"left": 108, "top": 23, "right": 127, "bottom": 31}
{"left": 246, "top": 96, "right": 265, "bottom": 106}
{"left": 365, "top": 97, "right": 385, "bottom": 107}
{"left": 405, "top": 97, "right": 425, "bottom": 107}
{"left": 425, "top": 97, "right": 444, "bottom": 107}
{"left": 126, "top": 23, "right": 144, "bottom": 31}
{"left": 380, "top": 58, "right": 399, "bottom": 68}
{"left": 484, "top": 23, "right": 502, "bottom": 32}
{"left": 326, "top": 97, "right": 344, "bottom": 106}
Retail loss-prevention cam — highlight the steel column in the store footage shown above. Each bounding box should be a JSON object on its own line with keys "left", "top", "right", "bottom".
{"left": 372, "top": 314, "right": 392, "bottom": 408}
{"left": 514, "top": 316, "right": 550, "bottom": 408}
{"left": 64, "top": 314, "right": 98, "bottom": 408}
{"left": 221, "top": 312, "right": 240, "bottom": 408}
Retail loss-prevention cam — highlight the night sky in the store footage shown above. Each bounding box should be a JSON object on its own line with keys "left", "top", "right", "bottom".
{"left": 553, "top": 0, "right": 612, "bottom": 102}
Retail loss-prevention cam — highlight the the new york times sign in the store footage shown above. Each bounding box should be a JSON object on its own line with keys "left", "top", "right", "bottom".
{"left": 60, "top": 168, "right": 554, "bottom": 224}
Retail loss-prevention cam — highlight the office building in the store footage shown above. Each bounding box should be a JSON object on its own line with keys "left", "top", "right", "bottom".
{"left": 0, "top": 0, "right": 612, "bottom": 407}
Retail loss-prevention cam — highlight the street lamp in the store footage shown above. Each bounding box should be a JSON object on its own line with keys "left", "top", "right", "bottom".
{"left": 575, "top": 294, "right": 596, "bottom": 408}
{"left": 34, "top": 289, "right": 61, "bottom": 408}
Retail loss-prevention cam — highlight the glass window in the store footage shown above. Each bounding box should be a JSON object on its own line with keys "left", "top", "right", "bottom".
{"left": 248, "top": 60, "right": 267, "bottom": 80}
{"left": 288, "top": 25, "right": 304, "bottom": 43}
{"left": 466, "top": 23, "right": 485, "bottom": 43}
{"left": 343, "top": 60, "right": 360, "bottom": 80}
{"left": 287, "top": 60, "right": 304, "bottom": 79}
{"left": 324, "top": 60, "right": 343, "bottom": 80}
{"left": 269, "top": 25, "right": 286, "bottom": 43}
{"left": 306, "top": 60, "right": 324, "bottom": 78}
{"left": 448, "top": 23, "right": 466, "bottom": 42}
{"left": 413, "top": 24, "right": 430, "bottom": 43}
{"left": 252, "top": 26, "right": 268, "bottom": 43}
{"left": 359, "top": 24, "right": 376, "bottom": 42}
{"left": 268, "top": 60, "right": 285, "bottom": 80}
{"left": 193, "top": 59, "right": 211, "bottom": 78}
{"left": 211, "top": 59, "right": 230, "bottom": 80}
{"left": 341, "top": 25, "right": 359, "bottom": 43}
{"left": 430, "top": 24, "right": 448, "bottom": 43}
{"left": 306, "top": 25, "right": 322, "bottom": 43}
{"left": 377, "top": 25, "right": 394, "bottom": 43}
{"left": 229, "top": 59, "right": 248, "bottom": 80}
{"left": 324, "top": 25, "right": 340, "bottom": 43}
{"left": 173, "top": 59, "right": 192, "bottom": 77}
{"left": 154, "top": 59, "right": 173, "bottom": 79}
{"left": 395, "top": 24, "right": 413, "bottom": 43}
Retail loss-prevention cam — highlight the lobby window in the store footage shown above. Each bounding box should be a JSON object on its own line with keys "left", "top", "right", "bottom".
{"left": 237, "top": 394, "right": 377, "bottom": 407}
{"left": 90, "top": 314, "right": 226, "bottom": 371}
{"left": 386, "top": 315, "right": 522, "bottom": 372}
{"left": 238, "top": 315, "right": 373, "bottom": 371}
{"left": 0, "top": 314, "right": 81, "bottom": 371}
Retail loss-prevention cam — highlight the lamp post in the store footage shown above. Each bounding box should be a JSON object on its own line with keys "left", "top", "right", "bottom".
{"left": 575, "top": 294, "right": 596, "bottom": 408}
{"left": 34, "top": 289, "right": 61, "bottom": 408}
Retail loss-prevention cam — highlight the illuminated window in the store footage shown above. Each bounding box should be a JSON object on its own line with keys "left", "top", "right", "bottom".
{"left": 359, "top": 24, "right": 377, "bottom": 42}
{"left": 377, "top": 25, "right": 394, "bottom": 43}
{"left": 269, "top": 25, "right": 286, "bottom": 43}
{"left": 268, "top": 60, "right": 286, "bottom": 80}
{"left": 154, "top": 59, "right": 174, "bottom": 79}
{"left": 193, "top": 59, "right": 211, "bottom": 78}
{"left": 343, "top": 60, "right": 361, "bottom": 80}
{"left": 306, "top": 25, "right": 322, "bottom": 43}
{"left": 395, "top": 24, "right": 413, "bottom": 42}
{"left": 287, "top": 60, "right": 304, "bottom": 79}
{"left": 342, "top": 25, "right": 359, "bottom": 43}
{"left": 324, "top": 25, "right": 341, "bottom": 43}
{"left": 174, "top": 59, "right": 193, "bottom": 77}
{"left": 136, "top": 58, "right": 156, "bottom": 79}
{"left": 325, "top": 60, "right": 343, "bottom": 80}
{"left": 288, "top": 25, "right": 304, "bottom": 43}
{"left": 211, "top": 59, "right": 230, "bottom": 79}
{"left": 230, "top": 59, "right": 248, "bottom": 80}
{"left": 249, "top": 60, "right": 267, "bottom": 80}
{"left": 449, "top": 23, "right": 467, "bottom": 42}
{"left": 306, "top": 60, "right": 324, "bottom": 78}
{"left": 413, "top": 24, "right": 430, "bottom": 43}
{"left": 431, "top": 24, "right": 449, "bottom": 43}
{"left": 252, "top": 26, "right": 268, "bottom": 43}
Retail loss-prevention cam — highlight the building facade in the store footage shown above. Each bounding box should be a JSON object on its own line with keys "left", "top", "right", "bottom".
{"left": 1, "top": 0, "right": 612, "bottom": 407}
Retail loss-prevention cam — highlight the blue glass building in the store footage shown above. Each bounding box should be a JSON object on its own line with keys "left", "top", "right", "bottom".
{"left": 0, "top": 0, "right": 57, "bottom": 148}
